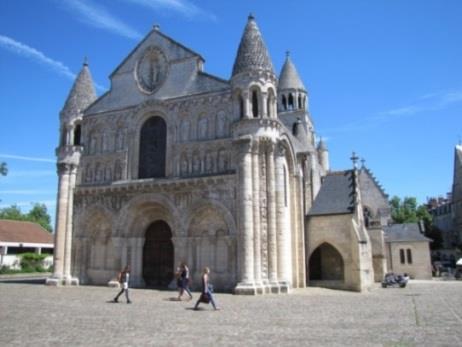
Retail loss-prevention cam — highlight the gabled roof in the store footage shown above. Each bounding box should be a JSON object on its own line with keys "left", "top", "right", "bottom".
{"left": 0, "top": 220, "right": 53, "bottom": 244}
{"left": 278, "top": 53, "right": 305, "bottom": 91}
{"left": 110, "top": 27, "right": 204, "bottom": 78}
{"left": 308, "top": 170, "right": 356, "bottom": 216}
{"left": 232, "top": 14, "right": 274, "bottom": 77}
{"left": 383, "top": 223, "right": 431, "bottom": 243}
{"left": 359, "top": 167, "right": 388, "bottom": 200}
{"left": 61, "top": 60, "right": 96, "bottom": 118}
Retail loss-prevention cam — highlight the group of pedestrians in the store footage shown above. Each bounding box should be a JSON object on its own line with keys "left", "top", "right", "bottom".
{"left": 111, "top": 263, "right": 219, "bottom": 310}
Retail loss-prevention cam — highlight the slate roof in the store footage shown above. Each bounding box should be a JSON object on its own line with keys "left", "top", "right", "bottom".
{"left": 308, "top": 170, "right": 356, "bottom": 216}
{"left": 278, "top": 54, "right": 306, "bottom": 91}
{"left": 61, "top": 61, "right": 96, "bottom": 118}
{"left": 383, "top": 223, "right": 431, "bottom": 243}
{"left": 0, "top": 220, "right": 53, "bottom": 244}
{"left": 232, "top": 15, "right": 274, "bottom": 76}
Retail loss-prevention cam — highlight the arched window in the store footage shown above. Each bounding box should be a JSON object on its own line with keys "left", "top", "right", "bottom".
{"left": 400, "top": 249, "right": 405, "bottom": 264}
{"left": 282, "top": 95, "right": 287, "bottom": 110}
{"left": 139, "top": 116, "right": 167, "bottom": 178}
{"left": 406, "top": 249, "right": 413, "bottom": 264}
{"left": 298, "top": 95, "right": 302, "bottom": 109}
{"left": 288, "top": 93, "right": 294, "bottom": 110}
{"left": 252, "top": 90, "right": 259, "bottom": 118}
{"left": 73, "top": 124, "right": 81, "bottom": 146}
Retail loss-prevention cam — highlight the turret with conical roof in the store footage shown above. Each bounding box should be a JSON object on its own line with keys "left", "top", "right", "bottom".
{"left": 47, "top": 58, "right": 97, "bottom": 287}
{"left": 278, "top": 52, "right": 307, "bottom": 112}
{"left": 61, "top": 59, "right": 97, "bottom": 122}
{"left": 231, "top": 14, "right": 277, "bottom": 120}
{"left": 317, "top": 138, "right": 330, "bottom": 172}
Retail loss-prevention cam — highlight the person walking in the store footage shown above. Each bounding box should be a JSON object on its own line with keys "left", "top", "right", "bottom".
{"left": 113, "top": 265, "right": 131, "bottom": 304}
{"left": 194, "top": 267, "right": 219, "bottom": 310}
{"left": 177, "top": 262, "right": 193, "bottom": 301}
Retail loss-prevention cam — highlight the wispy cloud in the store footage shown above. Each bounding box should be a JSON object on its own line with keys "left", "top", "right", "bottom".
{"left": 6, "top": 170, "right": 55, "bottom": 178}
{"left": 0, "top": 34, "right": 75, "bottom": 80}
{"left": 0, "top": 154, "right": 54, "bottom": 163}
{"left": 322, "top": 89, "right": 462, "bottom": 134}
{"left": 122, "top": 0, "right": 217, "bottom": 21}
{"left": 60, "top": 0, "right": 142, "bottom": 40}
{"left": 0, "top": 35, "right": 107, "bottom": 92}
{"left": 0, "top": 190, "right": 55, "bottom": 195}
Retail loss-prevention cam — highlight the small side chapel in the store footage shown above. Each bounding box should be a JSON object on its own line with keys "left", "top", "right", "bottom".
{"left": 47, "top": 15, "right": 396, "bottom": 293}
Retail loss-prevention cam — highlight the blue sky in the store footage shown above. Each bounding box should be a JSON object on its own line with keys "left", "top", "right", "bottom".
{"left": 0, "top": 0, "right": 461, "bottom": 226}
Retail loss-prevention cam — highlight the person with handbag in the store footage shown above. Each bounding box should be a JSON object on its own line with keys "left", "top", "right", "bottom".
{"left": 113, "top": 265, "right": 132, "bottom": 304}
{"left": 193, "top": 266, "right": 219, "bottom": 310}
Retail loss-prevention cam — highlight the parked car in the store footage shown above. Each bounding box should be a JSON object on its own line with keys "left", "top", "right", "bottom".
{"left": 381, "top": 272, "right": 408, "bottom": 288}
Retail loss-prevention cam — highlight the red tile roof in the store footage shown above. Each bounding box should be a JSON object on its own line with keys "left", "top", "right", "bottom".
{"left": 0, "top": 220, "right": 53, "bottom": 244}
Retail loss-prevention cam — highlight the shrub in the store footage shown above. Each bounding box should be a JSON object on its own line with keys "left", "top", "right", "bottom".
{"left": 20, "top": 252, "right": 48, "bottom": 272}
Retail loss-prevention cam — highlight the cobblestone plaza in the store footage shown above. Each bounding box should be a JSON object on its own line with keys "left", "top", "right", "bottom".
{"left": 1, "top": 281, "right": 461, "bottom": 346}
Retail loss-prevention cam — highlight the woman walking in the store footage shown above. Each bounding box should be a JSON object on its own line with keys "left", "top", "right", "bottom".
{"left": 194, "top": 267, "right": 219, "bottom": 310}
{"left": 177, "top": 262, "right": 193, "bottom": 301}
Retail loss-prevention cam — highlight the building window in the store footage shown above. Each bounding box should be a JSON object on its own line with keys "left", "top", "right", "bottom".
{"left": 298, "top": 95, "right": 302, "bottom": 109}
{"left": 288, "top": 93, "right": 294, "bottom": 110}
{"left": 252, "top": 90, "right": 259, "bottom": 118}
{"left": 407, "top": 249, "right": 413, "bottom": 264}
{"left": 282, "top": 95, "right": 287, "bottom": 110}
{"left": 73, "top": 124, "right": 81, "bottom": 146}
{"left": 400, "top": 249, "right": 405, "bottom": 264}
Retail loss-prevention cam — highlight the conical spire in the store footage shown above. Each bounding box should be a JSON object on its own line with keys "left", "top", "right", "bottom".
{"left": 279, "top": 52, "right": 305, "bottom": 91}
{"left": 232, "top": 14, "right": 274, "bottom": 77}
{"left": 318, "top": 137, "right": 327, "bottom": 151}
{"left": 61, "top": 58, "right": 97, "bottom": 118}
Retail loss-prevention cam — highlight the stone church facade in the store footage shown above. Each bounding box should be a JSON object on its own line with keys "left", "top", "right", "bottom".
{"left": 47, "top": 15, "right": 404, "bottom": 293}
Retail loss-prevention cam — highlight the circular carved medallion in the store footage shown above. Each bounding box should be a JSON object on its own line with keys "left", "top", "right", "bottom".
{"left": 135, "top": 47, "right": 168, "bottom": 94}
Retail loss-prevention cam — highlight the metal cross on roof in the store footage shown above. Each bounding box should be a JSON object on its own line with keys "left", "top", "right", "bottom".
{"left": 350, "top": 151, "right": 359, "bottom": 168}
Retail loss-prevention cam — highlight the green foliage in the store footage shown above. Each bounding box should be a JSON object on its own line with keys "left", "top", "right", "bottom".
{"left": 0, "top": 162, "right": 7, "bottom": 176}
{"left": 389, "top": 196, "right": 432, "bottom": 225}
{"left": 0, "top": 203, "right": 53, "bottom": 232}
{"left": 19, "top": 252, "right": 48, "bottom": 272}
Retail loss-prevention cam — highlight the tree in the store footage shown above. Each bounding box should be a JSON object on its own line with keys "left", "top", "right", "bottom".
{"left": 0, "top": 162, "right": 7, "bottom": 176}
{"left": 0, "top": 203, "right": 53, "bottom": 232}
{"left": 389, "top": 196, "right": 431, "bottom": 225}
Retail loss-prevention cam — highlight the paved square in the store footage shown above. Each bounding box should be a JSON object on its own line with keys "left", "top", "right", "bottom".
{"left": 0, "top": 281, "right": 461, "bottom": 346}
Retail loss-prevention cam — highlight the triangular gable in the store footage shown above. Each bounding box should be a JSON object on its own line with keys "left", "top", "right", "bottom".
{"left": 110, "top": 27, "right": 204, "bottom": 78}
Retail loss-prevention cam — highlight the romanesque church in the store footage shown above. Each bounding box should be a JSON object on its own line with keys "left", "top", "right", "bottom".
{"left": 47, "top": 15, "right": 398, "bottom": 293}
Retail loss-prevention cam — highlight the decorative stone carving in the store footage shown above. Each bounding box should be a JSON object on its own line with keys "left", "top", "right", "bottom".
{"left": 135, "top": 47, "right": 168, "bottom": 94}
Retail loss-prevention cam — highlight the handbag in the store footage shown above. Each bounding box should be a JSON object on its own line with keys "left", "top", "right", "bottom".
{"left": 199, "top": 292, "right": 210, "bottom": 303}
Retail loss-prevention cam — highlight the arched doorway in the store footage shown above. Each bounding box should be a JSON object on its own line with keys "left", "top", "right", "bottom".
{"left": 142, "top": 220, "right": 174, "bottom": 287}
{"left": 309, "top": 243, "right": 344, "bottom": 281}
{"left": 139, "top": 116, "right": 166, "bottom": 178}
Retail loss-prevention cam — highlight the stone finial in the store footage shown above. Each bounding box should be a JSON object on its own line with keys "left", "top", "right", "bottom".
{"left": 248, "top": 13, "right": 255, "bottom": 20}
{"left": 153, "top": 24, "right": 161, "bottom": 31}
{"left": 361, "top": 158, "right": 366, "bottom": 168}
{"left": 83, "top": 56, "right": 88, "bottom": 66}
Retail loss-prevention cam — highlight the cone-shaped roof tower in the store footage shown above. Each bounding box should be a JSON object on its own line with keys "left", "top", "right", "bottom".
{"left": 61, "top": 58, "right": 97, "bottom": 118}
{"left": 232, "top": 14, "right": 274, "bottom": 77}
{"left": 279, "top": 52, "right": 305, "bottom": 91}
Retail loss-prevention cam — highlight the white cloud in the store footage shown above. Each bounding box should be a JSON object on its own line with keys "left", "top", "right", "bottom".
{"left": 0, "top": 190, "right": 55, "bottom": 195}
{"left": 0, "top": 34, "right": 75, "bottom": 80}
{"left": 0, "top": 154, "right": 54, "bottom": 163}
{"left": 60, "top": 0, "right": 142, "bottom": 40}
{"left": 123, "top": 0, "right": 217, "bottom": 21}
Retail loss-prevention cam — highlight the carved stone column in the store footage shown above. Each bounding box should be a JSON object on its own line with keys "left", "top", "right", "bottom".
{"left": 266, "top": 141, "right": 279, "bottom": 293}
{"left": 234, "top": 137, "right": 256, "bottom": 294}
{"left": 46, "top": 163, "right": 70, "bottom": 286}
{"left": 243, "top": 90, "right": 251, "bottom": 119}
{"left": 63, "top": 165, "right": 78, "bottom": 285}
{"left": 252, "top": 141, "right": 263, "bottom": 293}
{"left": 275, "top": 144, "right": 290, "bottom": 293}
{"left": 261, "top": 92, "right": 268, "bottom": 118}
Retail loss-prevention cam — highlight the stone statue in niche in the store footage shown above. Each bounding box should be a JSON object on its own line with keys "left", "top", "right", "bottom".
{"left": 205, "top": 152, "right": 214, "bottom": 173}
{"left": 198, "top": 117, "right": 208, "bottom": 140}
{"left": 218, "top": 150, "right": 227, "bottom": 172}
{"left": 115, "top": 129, "right": 125, "bottom": 151}
{"left": 94, "top": 163, "right": 101, "bottom": 182}
{"left": 85, "top": 164, "right": 93, "bottom": 183}
{"left": 216, "top": 111, "right": 227, "bottom": 138}
{"left": 180, "top": 155, "right": 188, "bottom": 176}
{"left": 114, "top": 160, "right": 122, "bottom": 181}
{"left": 180, "top": 120, "right": 189, "bottom": 142}
{"left": 192, "top": 153, "right": 201, "bottom": 173}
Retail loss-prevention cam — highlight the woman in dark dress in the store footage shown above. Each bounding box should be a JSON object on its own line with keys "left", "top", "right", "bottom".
{"left": 177, "top": 262, "right": 193, "bottom": 301}
{"left": 194, "top": 267, "right": 219, "bottom": 310}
